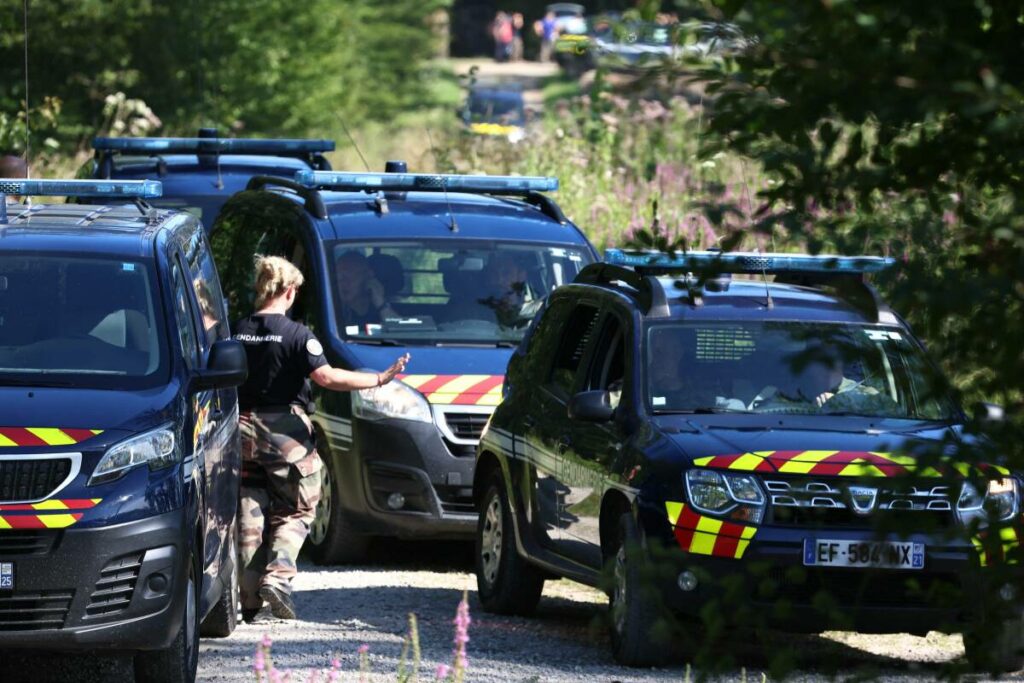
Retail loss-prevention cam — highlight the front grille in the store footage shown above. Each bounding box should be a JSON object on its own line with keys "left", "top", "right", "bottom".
{"left": 754, "top": 568, "right": 961, "bottom": 609}
{"left": 0, "top": 458, "right": 73, "bottom": 502}
{"left": 0, "top": 531, "right": 56, "bottom": 556}
{"left": 85, "top": 553, "right": 143, "bottom": 618}
{"left": 764, "top": 478, "right": 955, "bottom": 528}
{"left": 443, "top": 413, "right": 489, "bottom": 442}
{"left": 0, "top": 590, "right": 74, "bottom": 631}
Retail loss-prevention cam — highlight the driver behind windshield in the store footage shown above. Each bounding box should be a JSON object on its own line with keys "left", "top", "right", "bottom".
{"left": 751, "top": 342, "right": 883, "bottom": 410}
{"left": 335, "top": 251, "right": 398, "bottom": 326}
{"left": 479, "top": 253, "right": 535, "bottom": 327}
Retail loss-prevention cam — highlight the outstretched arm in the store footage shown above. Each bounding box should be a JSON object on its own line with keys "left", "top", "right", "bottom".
{"left": 310, "top": 353, "right": 410, "bottom": 392}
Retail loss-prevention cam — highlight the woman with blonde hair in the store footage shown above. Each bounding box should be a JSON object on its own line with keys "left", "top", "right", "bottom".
{"left": 233, "top": 255, "right": 408, "bottom": 621}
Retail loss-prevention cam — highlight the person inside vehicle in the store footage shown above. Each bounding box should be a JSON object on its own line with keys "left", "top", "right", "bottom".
{"left": 752, "top": 343, "right": 883, "bottom": 410}
{"left": 335, "top": 250, "right": 398, "bottom": 327}
{"left": 234, "top": 255, "right": 409, "bottom": 622}
{"left": 648, "top": 329, "right": 739, "bottom": 410}
{"left": 478, "top": 252, "right": 532, "bottom": 327}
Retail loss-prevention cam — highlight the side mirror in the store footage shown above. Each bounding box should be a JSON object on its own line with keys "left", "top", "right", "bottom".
{"left": 973, "top": 402, "right": 1005, "bottom": 423}
{"left": 193, "top": 339, "right": 248, "bottom": 391}
{"left": 568, "top": 390, "right": 614, "bottom": 422}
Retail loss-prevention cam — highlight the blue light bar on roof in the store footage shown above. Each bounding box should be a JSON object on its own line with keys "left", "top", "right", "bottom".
{"left": 294, "top": 170, "right": 558, "bottom": 194}
{"left": 604, "top": 248, "right": 896, "bottom": 274}
{"left": 0, "top": 178, "right": 162, "bottom": 199}
{"left": 92, "top": 137, "right": 335, "bottom": 154}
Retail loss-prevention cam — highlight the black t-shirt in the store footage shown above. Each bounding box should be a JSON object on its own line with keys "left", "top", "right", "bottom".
{"left": 233, "top": 313, "right": 328, "bottom": 410}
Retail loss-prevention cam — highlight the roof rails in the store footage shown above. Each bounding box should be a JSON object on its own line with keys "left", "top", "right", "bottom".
{"left": 599, "top": 249, "right": 900, "bottom": 323}
{"left": 0, "top": 178, "right": 163, "bottom": 224}
{"left": 246, "top": 176, "right": 327, "bottom": 219}
{"left": 574, "top": 262, "right": 670, "bottom": 317}
{"left": 92, "top": 130, "right": 334, "bottom": 178}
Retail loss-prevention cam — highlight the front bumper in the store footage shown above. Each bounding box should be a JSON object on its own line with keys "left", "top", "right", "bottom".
{"left": 329, "top": 415, "right": 478, "bottom": 539}
{"left": 0, "top": 508, "right": 187, "bottom": 652}
{"left": 651, "top": 525, "right": 1004, "bottom": 635}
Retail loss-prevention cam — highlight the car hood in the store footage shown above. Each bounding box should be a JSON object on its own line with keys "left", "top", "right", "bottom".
{"left": 0, "top": 385, "right": 180, "bottom": 450}
{"left": 342, "top": 343, "right": 511, "bottom": 406}
{"left": 659, "top": 415, "right": 985, "bottom": 478}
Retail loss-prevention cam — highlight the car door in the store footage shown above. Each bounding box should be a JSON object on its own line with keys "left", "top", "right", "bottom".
{"left": 183, "top": 226, "right": 240, "bottom": 587}
{"left": 560, "top": 307, "right": 631, "bottom": 567}
{"left": 523, "top": 300, "right": 601, "bottom": 549}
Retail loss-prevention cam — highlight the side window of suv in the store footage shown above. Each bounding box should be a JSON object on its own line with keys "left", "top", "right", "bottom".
{"left": 170, "top": 257, "right": 200, "bottom": 370}
{"left": 547, "top": 302, "right": 600, "bottom": 399}
{"left": 585, "top": 313, "right": 627, "bottom": 410}
{"left": 184, "top": 225, "right": 229, "bottom": 347}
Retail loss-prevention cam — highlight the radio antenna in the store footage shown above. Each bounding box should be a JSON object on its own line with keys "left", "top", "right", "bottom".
{"left": 22, "top": 0, "right": 31, "bottom": 179}
{"left": 334, "top": 113, "right": 370, "bottom": 172}
{"left": 425, "top": 127, "right": 457, "bottom": 232}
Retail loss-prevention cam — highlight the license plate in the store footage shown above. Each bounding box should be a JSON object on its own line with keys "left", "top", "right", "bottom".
{"left": 0, "top": 562, "right": 13, "bottom": 590}
{"left": 803, "top": 539, "right": 924, "bottom": 570}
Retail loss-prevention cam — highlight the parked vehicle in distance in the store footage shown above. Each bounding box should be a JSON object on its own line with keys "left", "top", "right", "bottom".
{"left": 210, "top": 164, "right": 598, "bottom": 564}
{"left": 475, "top": 248, "right": 1024, "bottom": 671}
{"left": 86, "top": 129, "right": 334, "bottom": 231}
{"left": 460, "top": 87, "right": 528, "bottom": 143}
{"left": 0, "top": 179, "right": 247, "bottom": 683}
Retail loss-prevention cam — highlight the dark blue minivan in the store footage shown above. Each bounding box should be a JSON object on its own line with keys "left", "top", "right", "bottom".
{"left": 0, "top": 179, "right": 247, "bottom": 682}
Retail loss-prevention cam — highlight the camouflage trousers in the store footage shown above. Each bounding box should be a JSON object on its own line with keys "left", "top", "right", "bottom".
{"left": 238, "top": 406, "right": 322, "bottom": 610}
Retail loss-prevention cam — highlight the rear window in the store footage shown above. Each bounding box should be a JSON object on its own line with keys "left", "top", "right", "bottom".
{"left": 0, "top": 253, "right": 169, "bottom": 389}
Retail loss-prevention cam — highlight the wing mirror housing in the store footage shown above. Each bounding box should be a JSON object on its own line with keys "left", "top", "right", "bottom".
{"left": 973, "top": 401, "right": 1005, "bottom": 424}
{"left": 568, "top": 390, "right": 615, "bottom": 422}
{"left": 193, "top": 339, "right": 248, "bottom": 391}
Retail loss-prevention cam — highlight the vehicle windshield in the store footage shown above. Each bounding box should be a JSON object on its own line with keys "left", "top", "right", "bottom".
{"left": 467, "top": 96, "right": 525, "bottom": 125}
{"left": 646, "top": 322, "right": 956, "bottom": 421}
{"left": 0, "top": 253, "right": 168, "bottom": 389}
{"left": 328, "top": 240, "right": 592, "bottom": 345}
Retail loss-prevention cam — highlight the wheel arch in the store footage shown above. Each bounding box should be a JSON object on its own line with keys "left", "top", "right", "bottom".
{"left": 600, "top": 489, "right": 634, "bottom": 561}
{"left": 473, "top": 450, "right": 503, "bottom": 504}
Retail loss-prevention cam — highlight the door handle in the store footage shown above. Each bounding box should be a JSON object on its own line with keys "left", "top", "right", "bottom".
{"left": 557, "top": 435, "right": 572, "bottom": 454}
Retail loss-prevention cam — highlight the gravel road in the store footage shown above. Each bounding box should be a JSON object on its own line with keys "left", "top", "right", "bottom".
{"left": 0, "top": 539, "right": 1004, "bottom": 682}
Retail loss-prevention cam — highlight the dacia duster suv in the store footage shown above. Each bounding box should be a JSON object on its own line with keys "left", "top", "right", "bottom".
{"left": 211, "top": 165, "right": 597, "bottom": 563}
{"left": 475, "top": 249, "right": 1024, "bottom": 671}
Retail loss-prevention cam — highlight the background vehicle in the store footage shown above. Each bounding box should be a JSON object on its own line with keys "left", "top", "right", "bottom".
{"left": 210, "top": 165, "right": 598, "bottom": 564}
{"left": 87, "top": 129, "right": 334, "bottom": 231}
{"left": 0, "top": 179, "right": 247, "bottom": 683}
{"left": 475, "top": 249, "right": 1023, "bottom": 671}
{"left": 460, "top": 87, "right": 528, "bottom": 143}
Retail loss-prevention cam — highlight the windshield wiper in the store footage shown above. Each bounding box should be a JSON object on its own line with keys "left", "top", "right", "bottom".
{"left": 349, "top": 338, "right": 402, "bottom": 346}
{"left": 0, "top": 377, "right": 76, "bottom": 387}
{"left": 655, "top": 408, "right": 750, "bottom": 415}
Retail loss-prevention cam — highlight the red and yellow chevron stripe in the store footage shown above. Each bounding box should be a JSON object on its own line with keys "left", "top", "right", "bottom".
{"left": 666, "top": 501, "right": 757, "bottom": 559}
{"left": 0, "top": 498, "right": 101, "bottom": 530}
{"left": 399, "top": 374, "right": 504, "bottom": 406}
{"left": 0, "top": 427, "right": 103, "bottom": 448}
{"left": 693, "top": 450, "right": 1009, "bottom": 479}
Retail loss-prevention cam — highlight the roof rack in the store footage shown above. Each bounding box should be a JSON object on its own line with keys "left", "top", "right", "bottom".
{"left": 0, "top": 178, "right": 163, "bottom": 224}
{"left": 295, "top": 170, "right": 558, "bottom": 195}
{"left": 574, "top": 262, "right": 670, "bottom": 317}
{"left": 246, "top": 176, "right": 328, "bottom": 219}
{"left": 92, "top": 134, "right": 334, "bottom": 178}
{"left": 601, "top": 248, "right": 899, "bottom": 323}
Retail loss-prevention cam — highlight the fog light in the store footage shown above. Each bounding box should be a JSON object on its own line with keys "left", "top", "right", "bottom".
{"left": 677, "top": 570, "right": 698, "bottom": 592}
{"left": 147, "top": 573, "right": 168, "bottom": 593}
{"left": 387, "top": 493, "right": 406, "bottom": 510}
{"left": 1000, "top": 583, "right": 1017, "bottom": 602}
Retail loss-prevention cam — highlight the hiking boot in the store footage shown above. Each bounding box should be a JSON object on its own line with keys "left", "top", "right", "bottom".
{"left": 258, "top": 585, "right": 297, "bottom": 620}
{"left": 242, "top": 605, "right": 273, "bottom": 624}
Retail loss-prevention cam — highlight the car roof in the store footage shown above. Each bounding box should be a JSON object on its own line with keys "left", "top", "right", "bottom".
{"left": 277, "top": 189, "right": 594, "bottom": 247}
{"left": 107, "top": 154, "right": 313, "bottom": 190}
{"left": 0, "top": 201, "right": 190, "bottom": 258}
{"left": 578, "top": 276, "right": 886, "bottom": 325}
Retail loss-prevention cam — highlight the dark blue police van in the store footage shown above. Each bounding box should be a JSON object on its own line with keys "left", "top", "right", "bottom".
{"left": 210, "top": 165, "right": 598, "bottom": 563}
{"left": 88, "top": 130, "right": 334, "bottom": 231}
{"left": 0, "top": 179, "right": 247, "bottom": 682}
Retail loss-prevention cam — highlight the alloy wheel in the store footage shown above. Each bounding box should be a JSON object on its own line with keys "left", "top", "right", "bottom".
{"left": 480, "top": 495, "right": 503, "bottom": 585}
{"left": 308, "top": 463, "right": 332, "bottom": 545}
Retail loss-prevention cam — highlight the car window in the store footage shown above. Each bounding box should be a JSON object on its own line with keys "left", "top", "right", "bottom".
{"left": 547, "top": 303, "right": 600, "bottom": 399}
{"left": 584, "top": 314, "right": 626, "bottom": 410}
{"left": 0, "top": 253, "right": 168, "bottom": 388}
{"left": 170, "top": 258, "right": 201, "bottom": 371}
{"left": 183, "top": 225, "right": 229, "bottom": 348}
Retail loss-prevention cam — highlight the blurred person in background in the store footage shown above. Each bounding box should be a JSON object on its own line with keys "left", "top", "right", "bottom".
{"left": 511, "top": 13, "right": 525, "bottom": 61}
{"left": 492, "top": 12, "right": 514, "bottom": 62}
{"left": 534, "top": 10, "right": 557, "bottom": 62}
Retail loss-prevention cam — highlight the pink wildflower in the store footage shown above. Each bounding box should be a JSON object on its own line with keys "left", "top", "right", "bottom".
{"left": 262, "top": 633, "right": 273, "bottom": 648}
{"left": 436, "top": 663, "right": 451, "bottom": 680}
{"left": 358, "top": 644, "right": 370, "bottom": 655}
{"left": 254, "top": 646, "right": 266, "bottom": 672}
{"left": 452, "top": 596, "right": 472, "bottom": 671}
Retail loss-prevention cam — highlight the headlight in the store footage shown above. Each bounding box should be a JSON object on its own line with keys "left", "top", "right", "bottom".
{"left": 958, "top": 478, "right": 1019, "bottom": 525}
{"left": 89, "top": 425, "right": 178, "bottom": 486}
{"left": 352, "top": 377, "right": 432, "bottom": 424}
{"left": 685, "top": 469, "right": 766, "bottom": 523}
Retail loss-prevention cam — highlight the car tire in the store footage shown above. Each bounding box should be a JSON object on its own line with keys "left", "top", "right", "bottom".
{"left": 305, "top": 434, "right": 370, "bottom": 565}
{"left": 964, "top": 612, "right": 1024, "bottom": 673}
{"left": 609, "top": 513, "right": 671, "bottom": 667}
{"left": 476, "top": 474, "right": 544, "bottom": 615}
{"left": 199, "top": 524, "right": 239, "bottom": 638}
{"left": 134, "top": 552, "right": 200, "bottom": 683}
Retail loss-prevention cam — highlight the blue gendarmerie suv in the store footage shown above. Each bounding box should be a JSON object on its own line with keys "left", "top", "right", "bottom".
{"left": 88, "top": 130, "right": 334, "bottom": 231}
{"left": 0, "top": 179, "right": 247, "bottom": 683}
{"left": 210, "top": 164, "right": 598, "bottom": 564}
